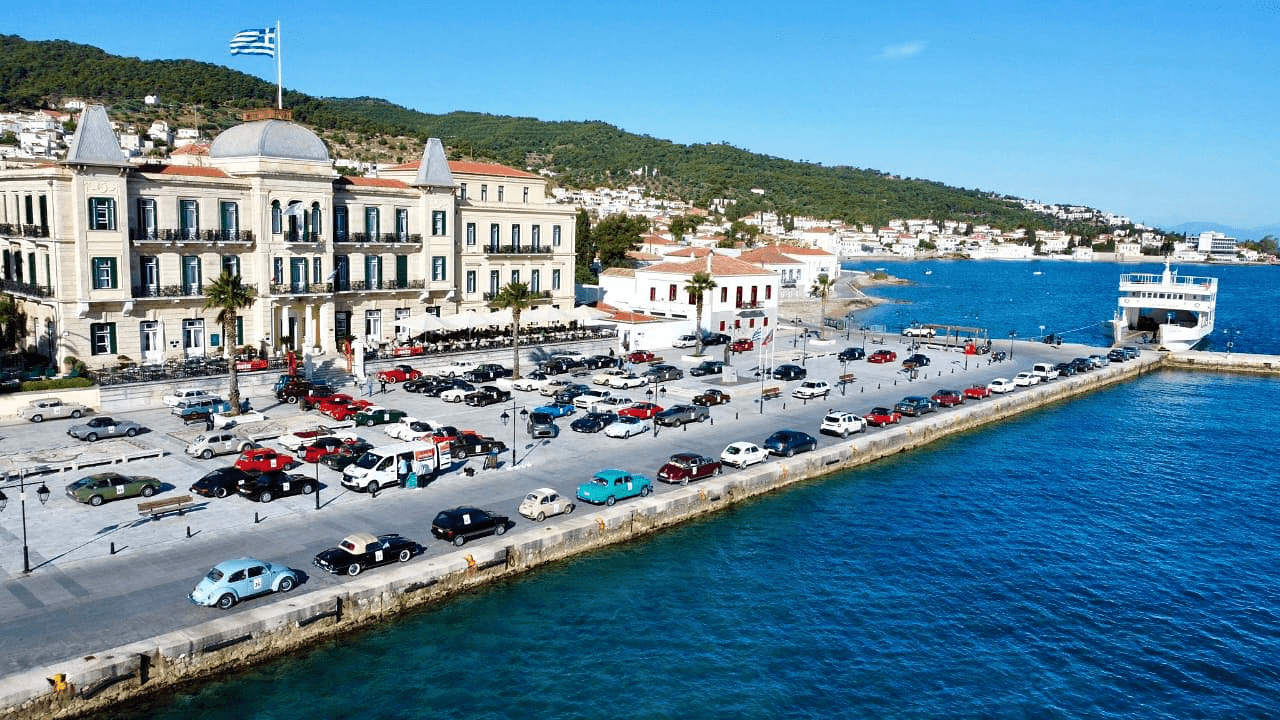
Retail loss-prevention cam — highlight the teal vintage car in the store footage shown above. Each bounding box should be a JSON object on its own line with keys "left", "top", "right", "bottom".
{"left": 352, "top": 407, "right": 408, "bottom": 427}
{"left": 65, "top": 472, "right": 161, "bottom": 506}
{"left": 576, "top": 469, "right": 653, "bottom": 506}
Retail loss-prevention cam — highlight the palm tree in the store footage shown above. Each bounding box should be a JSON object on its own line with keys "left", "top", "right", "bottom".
{"left": 490, "top": 281, "right": 535, "bottom": 379}
{"left": 684, "top": 271, "right": 718, "bottom": 354}
{"left": 203, "top": 270, "right": 256, "bottom": 415}
{"left": 810, "top": 274, "right": 837, "bottom": 340}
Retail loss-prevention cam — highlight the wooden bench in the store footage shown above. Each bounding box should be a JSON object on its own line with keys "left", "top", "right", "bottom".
{"left": 761, "top": 386, "right": 782, "bottom": 400}
{"left": 647, "top": 356, "right": 664, "bottom": 364}
{"left": 138, "top": 495, "right": 194, "bottom": 519}
{"left": 838, "top": 373, "right": 857, "bottom": 384}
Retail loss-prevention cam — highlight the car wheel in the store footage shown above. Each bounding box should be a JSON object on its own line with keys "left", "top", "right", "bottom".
{"left": 453, "top": 535, "right": 466, "bottom": 547}
{"left": 495, "top": 523, "right": 507, "bottom": 536}
{"left": 126, "top": 428, "right": 138, "bottom": 437}
{"left": 278, "top": 576, "right": 295, "bottom": 592}
{"left": 536, "top": 511, "right": 546, "bottom": 522}
{"left": 786, "top": 448, "right": 794, "bottom": 457}
{"left": 455, "top": 447, "right": 469, "bottom": 459}
{"left": 215, "top": 486, "right": 229, "bottom": 498}
{"left": 71, "top": 410, "right": 82, "bottom": 419}
{"left": 287, "top": 396, "right": 298, "bottom": 404}
{"left": 716, "top": 466, "right": 723, "bottom": 476}
{"left": 398, "top": 549, "right": 412, "bottom": 562}
{"left": 347, "top": 563, "right": 362, "bottom": 577}
{"left": 89, "top": 495, "right": 103, "bottom": 506}
{"left": 259, "top": 491, "right": 273, "bottom": 503}
{"left": 31, "top": 414, "right": 43, "bottom": 422}
{"left": 201, "top": 449, "right": 214, "bottom": 460}
{"left": 302, "top": 483, "right": 315, "bottom": 495}
{"left": 86, "top": 433, "right": 98, "bottom": 442}
{"left": 641, "top": 485, "right": 652, "bottom": 497}
{"left": 141, "top": 485, "right": 156, "bottom": 498}
{"left": 606, "top": 495, "right": 616, "bottom": 506}
{"left": 681, "top": 477, "right": 689, "bottom": 486}
{"left": 217, "top": 593, "right": 236, "bottom": 609}
{"left": 365, "top": 419, "right": 375, "bottom": 427}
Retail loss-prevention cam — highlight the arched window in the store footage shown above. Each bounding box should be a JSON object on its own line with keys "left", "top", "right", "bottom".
{"left": 271, "top": 201, "right": 282, "bottom": 235}
{"left": 311, "top": 203, "right": 322, "bottom": 239}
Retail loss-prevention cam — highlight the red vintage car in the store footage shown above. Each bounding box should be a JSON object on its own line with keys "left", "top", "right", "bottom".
{"left": 729, "top": 338, "right": 754, "bottom": 353}
{"left": 627, "top": 350, "right": 655, "bottom": 364}
{"left": 864, "top": 406, "right": 903, "bottom": 427}
{"left": 963, "top": 384, "right": 992, "bottom": 400}
{"left": 234, "top": 447, "right": 296, "bottom": 473}
{"left": 318, "top": 394, "right": 373, "bottom": 421}
{"left": 618, "top": 402, "right": 663, "bottom": 420}
{"left": 376, "top": 364, "right": 423, "bottom": 383}
{"left": 930, "top": 389, "right": 966, "bottom": 407}
{"left": 867, "top": 350, "right": 898, "bottom": 364}
{"left": 656, "top": 452, "right": 722, "bottom": 485}
{"left": 300, "top": 436, "right": 358, "bottom": 464}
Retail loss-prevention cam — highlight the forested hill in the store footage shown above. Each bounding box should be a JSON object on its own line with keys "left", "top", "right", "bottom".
{"left": 1, "top": 34, "right": 1096, "bottom": 234}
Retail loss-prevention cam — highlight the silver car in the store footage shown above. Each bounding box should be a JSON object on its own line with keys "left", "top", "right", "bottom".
{"left": 186, "top": 432, "right": 254, "bottom": 460}
{"left": 67, "top": 416, "right": 146, "bottom": 441}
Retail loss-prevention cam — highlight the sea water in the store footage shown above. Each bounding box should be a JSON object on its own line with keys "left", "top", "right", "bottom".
{"left": 104, "top": 261, "right": 1280, "bottom": 719}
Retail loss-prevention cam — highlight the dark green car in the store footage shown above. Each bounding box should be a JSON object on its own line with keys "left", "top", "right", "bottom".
{"left": 353, "top": 408, "right": 408, "bottom": 427}
{"left": 66, "top": 472, "right": 161, "bottom": 506}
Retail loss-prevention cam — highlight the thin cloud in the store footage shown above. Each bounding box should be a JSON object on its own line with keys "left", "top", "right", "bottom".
{"left": 879, "top": 41, "right": 927, "bottom": 60}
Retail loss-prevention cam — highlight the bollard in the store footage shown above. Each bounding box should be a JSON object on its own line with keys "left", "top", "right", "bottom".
{"left": 861, "top": 386, "right": 865, "bottom": 393}
{"left": 110, "top": 542, "right": 116, "bottom": 555}
{"left": 683, "top": 422, "right": 688, "bottom": 431}
{"left": 186, "top": 526, "right": 192, "bottom": 538}
{"left": 735, "top": 412, "right": 739, "bottom": 420}
{"left": 255, "top": 511, "right": 261, "bottom": 524}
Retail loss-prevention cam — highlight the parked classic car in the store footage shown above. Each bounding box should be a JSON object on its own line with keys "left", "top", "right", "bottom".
{"left": 792, "top": 381, "right": 831, "bottom": 400}
{"left": 526, "top": 411, "right": 560, "bottom": 439}
{"left": 964, "top": 384, "right": 992, "bottom": 400}
{"left": 689, "top": 360, "right": 725, "bottom": 377}
{"left": 627, "top": 350, "right": 655, "bottom": 364}
{"left": 464, "top": 363, "right": 510, "bottom": 382}
{"left": 902, "top": 354, "right": 931, "bottom": 370}
{"left": 189, "top": 557, "right": 298, "bottom": 609}
{"left": 190, "top": 466, "right": 254, "bottom": 499}
{"left": 894, "top": 396, "right": 937, "bottom": 417}
{"left": 643, "top": 364, "right": 684, "bottom": 382}
{"left": 238, "top": 470, "right": 317, "bottom": 503}
{"left": 572, "top": 389, "right": 612, "bottom": 409}
{"left": 439, "top": 360, "right": 478, "bottom": 377}
{"left": 604, "top": 415, "right": 651, "bottom": 438}
{"left": 554, "top": 383, "right": 592, "bottom": 405}
{"left": 19, "top": 397, "right": 89, "bottom": 423}
{"left": 838, "top": 347, "right": 866, "bottom": 362}
{"left": 654, "top": 404, "right": 710, "bottom": 427}
{"left": 162, "top": 388, "right": 214, "bottom": 408}
{"left": 65, "top": 472, "right": 160, "bottom": 506}
{"left": 450, "top": 432, "right": 507, "bottom": 458}
{"left": 300, "top": 436, "right": 361, "bottom": 464}
{"left": 576, "top": 469, "right": 653, "bottom": 506}
{"left": 233, "top": 447, "right": 296, "bottom": 473}
{"left": 431, "top": 507, "right": 509, "bottom": 546}
{"left": 729, "top": 338, "right": 754, "bottom": 353}
{"left": 186, "top": 432, "right": 254, "bottom": 460}
{"left": 376, "top": 364, "right": 423, "bottom": 384}
{"left": 867, "top": 350, "right": 898, "bottom": 364}
{"left": 67, "top": 416, "right": 145, "bottom": 441}
{"left": 320, "top": 441, "right": 375, "bottom": 471}
{"left": 519, "top": 488, "right": 576, "bottom": 522}
{"left": 618, "top": 402, "right": 663, "bottom": 420}
{"left": 930, "top": 389, "right": 966, "bottom": 407}
{"left": 764, "top": 430, "right": 818, "bottom": 457}
{"left": 592, "top": 368, "right": 628, "bottom": 385}
{"left": 439, "top": 383, "right": 479, "bottom": 403}
{"left": 313, "top": 532, "right": 419, "bottom": 576}
{"left": 464, "top": 386, "right": 512, "bottom": 407}
{"left": 701, "top": 332, "right": 731, "bottom": 345}
{"left": 772, "top": 365, "right": 807, "bottom": 381}
{"left": 987, "top": 377, "right": 1016, "bottom": 394}
{"left": 820, "top": 411, "right": 866, "bottom": 437}
{"left": 863, "top": 407, "right": 903, "bottom": 427}
{"left": 656, "top": 453, "right": 722, "bottom": 485}
{"left": 590, "top": 396, "right": 634, "bottom": 413}
{"left": 534, "top": 403, "right": 576, "bottom": 418}
{"left": 607, "top": 373, "right": 649, "bottom": 389}
{"left": 902, "top": 326, "right": 936, "bottom": 337}
{"left": 353, "top": 407, "right": 408, "bottom": 427}
{"left": 693, "top": 388, "right": 731, "bottom": 406}
{"left": 571, "top": 412, "right": 617, "bottom": 434}
{"left": 672, "top": 334, "right": 699, "bottom": 348}
{"left": 279, "top": 425, "right": 358, "bottom": 452}
{"left": 720, "top": 441, "right": 769, "bottom": 469}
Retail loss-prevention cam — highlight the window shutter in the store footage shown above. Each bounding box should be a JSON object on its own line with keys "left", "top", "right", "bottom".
{"left": 236, "top": 316, "right": 244, "bottom": 345}
{"left": 108, "top": 323, "right": 117, "bottom": 354}
{"left": 396, "top": 255, "right": 408, "bottom": 287}
{"left": 108, "top": 257, "right": 118, "bottom": 288}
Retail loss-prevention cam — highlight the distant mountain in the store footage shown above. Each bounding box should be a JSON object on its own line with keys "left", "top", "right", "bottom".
{"left": 1167, "top": 222, "right": 1280, "bottom": 241}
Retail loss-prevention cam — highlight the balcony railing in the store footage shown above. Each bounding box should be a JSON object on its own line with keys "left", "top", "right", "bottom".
{"left": 0, "top": 278, "right": 54, "bottom": 298}
{"left": 283, "top": 231, "right": 322, "bottom": 243}
{"left": 269, "top": 282, "right": 335, "bottom": 295}
{"left": 336, "top": 232, "right": 422, "bottom": 244}
{"left": 130, "top": 228, "right": 255, "bottom": 243}
{"left": 0, "top": 223, "right": 50, "bottom": 238}
{"left": 131, "top": 283, "right": 216, "bottom": 299}
{"left": 483, "top": 244, "right": 553, "bottom": 255}
{"left": 481, "top": 289, "right": 553, "bottom": 301}
{"left": 736, "top": 301, "right": 764, "bottom": 309}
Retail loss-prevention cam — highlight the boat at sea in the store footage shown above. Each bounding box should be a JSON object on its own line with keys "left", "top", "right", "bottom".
{"left": 1108, "top": 259, "right": 1217, "bottom": 351}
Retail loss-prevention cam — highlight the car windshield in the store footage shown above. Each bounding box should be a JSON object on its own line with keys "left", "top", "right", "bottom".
{"left": 205, "top": 567, "right": 224, "bottom": 583}
{"left": 524, "top": 493, "right": 540, "bottom": 502}
{"left": 352, "top": 451, "right": 380, "bottom": 469}
{"left": 588, "top": 476, "right": 610, "bottom": 486}
{"left": 824, "top": 415, "right": 842, "bottom": 423}
{"left": 192, "top": 434, "right": 207, "bottom": 443}
{"left": 726, "top": 446, "right": 741, "bottom": 455}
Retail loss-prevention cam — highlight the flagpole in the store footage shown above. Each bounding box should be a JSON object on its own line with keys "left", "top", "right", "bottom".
{"left": 275, "top": 19, "right": 283, "bottom": 109}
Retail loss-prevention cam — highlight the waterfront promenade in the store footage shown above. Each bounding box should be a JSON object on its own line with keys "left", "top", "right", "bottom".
{"left": 0, "top": 337, "right": 1239, "bottom": 718}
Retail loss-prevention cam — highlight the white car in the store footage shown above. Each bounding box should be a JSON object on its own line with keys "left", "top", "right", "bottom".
{"left": 186, "top": 432, "right": 254, "bottom": 460}
{"left": 721, "top": 441, "right": 768, "bottom": 469}
{"left": 987, "top": 377, "right": 1016, "bottom": 394}
{"left": 212, "top": 410, "right": 267, "bottom": 428}
{"left": 792, "top": 381, "right": 832, "bottom": 400}
{"left": 590, "top": 396, "right": 633, "bottom": 414}
{"left": 439, "top": 360, "right": 477, "bottom": 378}
{"left": 604, "top": 415, "right": 651, "bottom": 438}
{"left": 511, "top": 376, "right": 545, "bottom": 392}
{"left": 607, "top": 374, "right": 649, "bottom": 390}
{"left": 820, "top": 411, "right": 866, "bottom": 438}
{"left": 440, "top": 387, "right": 471, "bottom": 403}
{"left": 1012, "top": 372, "right": 1040, "bottom": 387}
{"left": 672, "top": 334, "right": 699, "bottom": 348}
{"left": 163, "top": 388, "right": 213, "bottom": 408}
{"left": 384, "top": 416, "right": 442, "bottom": 441}
{"left": 592, "top": 368, "right": 628, "bottom": 386}
{"left": 518, "top": 487, "right": 576, "bottom": 522}
{"left": 573, "top": 389, "right": 611, "bottom": 409}
{"left": 539, "top": 379, "right": 572, "bottom": 397}
{"left": 902, "top": 326, "right": 936, "bottom": 337}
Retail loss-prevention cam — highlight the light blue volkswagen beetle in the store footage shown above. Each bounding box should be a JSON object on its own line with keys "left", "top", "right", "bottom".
{"left": 189, "top": 557, "right": 299, "bottom": 609}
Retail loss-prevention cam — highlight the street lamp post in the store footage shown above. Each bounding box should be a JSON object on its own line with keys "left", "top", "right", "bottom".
{"left": 1008, "top": 330, "right": 1016, "bottom": 360}
{"left": 841, "top": 359, "right": 848, "bottom": 396}
{"left": 0, "top": 470, "right": 52, "bottom": 573}
{"left": 801, "top": 331, "right": 809, "bottom": 367}
{"left": 499, "top": 401, "right": 528, "bottom": 468}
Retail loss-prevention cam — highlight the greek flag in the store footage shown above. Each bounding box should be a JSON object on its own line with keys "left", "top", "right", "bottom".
{"left": 230, "top": 28, "right": 276, "bottom": 57}
{"left": 751, "top": 328, "right": 763, "bottom": 342}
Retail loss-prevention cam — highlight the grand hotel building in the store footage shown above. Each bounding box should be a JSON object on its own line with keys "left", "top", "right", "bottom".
{"left": 0, "top": 106, "right": 576, "bottom": 367}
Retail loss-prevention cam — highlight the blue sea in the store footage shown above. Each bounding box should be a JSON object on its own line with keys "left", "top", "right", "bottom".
{"left": 107, "top": 261, "right": 1280, "bottom": 720}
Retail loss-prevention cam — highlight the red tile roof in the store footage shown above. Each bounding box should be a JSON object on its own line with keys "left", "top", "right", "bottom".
{"left": 666, "top": 247, "right": 713, "bottom": 258}
{"left": 336, "top": 176, "right": 409, "bottom": 189}
{"left": 769, "top": 243, "right": 835, "bottom": 257}
{"left": 738, "top": 246, "right": 803, "bottom": 264}
{"left": 597, "top": 303, "right": 662, "bottom": 324}
{"left": 137, "top": 164, "right": 230, "bottom": 178}
{"left": 626, "top": 250, "right": 662, "bottom": 261}
{"left": 171, "top": 143, "right": 210, "bottom": 156}
{"left": 599, "top": 267, "right": 636, "bottom": 278}
{"left": 644, "top": 254, "right": 773, "bottom": 277}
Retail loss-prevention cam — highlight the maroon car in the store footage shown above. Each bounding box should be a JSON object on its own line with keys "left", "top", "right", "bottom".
{"left": 931, "top": 389, "right": 965, "bottom": 407}
{"left": 868, "top": 350, "right": 897, "bottom": 364}
{"left": 656, "top": 453, "right": 722, "bottom": 485}
{"left": 627, "top": 350, "right": 655, "bottom": 363}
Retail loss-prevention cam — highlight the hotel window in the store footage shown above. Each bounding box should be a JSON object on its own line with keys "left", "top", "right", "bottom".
{"left": 466, "top": 270, "right": 476, "bottom": 294}
{"left": 511, "top": 225, "right": 521, "bottom": 246}
{"left": 182, "top": 255, "right": 202, "bottom": 294}
{"left": 365, "top": 309, "right": 382, "bottom": 339}
{"left": 179, "top": 199, "right": 199, "bottom": 240}
{"left": 310, "top": 203, "right": 322, "bottom": 237}
{"left": 271, "top": 201, "right": 282, "bottom": 234}
{"left": 649, "top": 287, "right": 657, "bottom": 302}
{"left": 432, "top": 210, "right": 447, "bottom": 236}
{"left": 88, "top": 197, "right": 116, "bottom": 231}
{"left": 552, "top": 269, "right": 561, "bottom": 290}
{"left": 720, "top": 287, "right": 728, "bottom": 302}
{"left": 273, "top": 257, "right": 284, "bottom": 284}
{"left": 222, "top": 255, "right": 240, "bottom": 277}
{"left": 553, "top": 225, "right": 562, "bottom": 246}
{"left": 530, "top": 269, "right": 540, "bottom": 292}
{"left": 531, "top": 225, "right": 541, "bottom": 248}
{"left": 91, "top": 257, "right": 118, "bottom": 289}
{"left": 334, "top": 206, "right": 348, "bottom": 241}
{"left": 90, "top": 322, "right": 117, "bottom": 355}
{"left": 490, "top": 223, "right": 500, "bottom": 249}
{"left": 459, "top": 183, "right": 467, "bottom": 201}
{"left": 498, "top": 186, "right": 505, "bottom": 202}
{"left": 395, "top": 255, "right": 409, "bottom": 288}
{"left": 765, "top": 285, "right": 772, "bottom": 300}
{"left": 366, "top": 255, "right": 383, "bottom": 288}
{"left": 466, "top": 223, "right": 476, "bottom": 246}
{"left": 522, "top": 187, "right": 529, "bottom": 203}
{"left": 365, "top": 207, "right": 380, "bottom": 238}
{"left": 183, "top": 319, "right": 205, "bottom": 352}
{"left": 432, "top": 256, "right": 447, "bottom": 282}
{"left": 218, "top": 202, "right": 238, "bottom": 241}
{"left": 313, "top": 258, "right": 323, "bottom": 286}
{"left": 669, "top": 284, "right": 677, "bottom": 301}
{"left": 489, "top": 270, "right": 500, "bottom": 295}
{"left": 137, "top": 198, "right": 157, "bottom": 239}
{"left": 395, "top": 308, "right": 411, "bottom": 324}
{"left": 511, "top": 270, "right": 520, "bottom": 285}
{"left": 480, "top": 184, "right": 488, "bottom": 201}
{"left": 396, "top": 208, "right": 409, "bottom": 241}
{"left": 334, "top": 255, "right": 349, "bottom": 289}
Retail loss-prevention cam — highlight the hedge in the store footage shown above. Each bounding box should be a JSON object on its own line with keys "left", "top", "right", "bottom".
{"left": 20, "top": 377, "right": 94, "bottom": 392}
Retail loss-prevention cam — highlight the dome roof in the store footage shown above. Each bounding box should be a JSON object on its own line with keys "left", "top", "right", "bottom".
{"left": 209, "top": 120, "right": 329, "bottom": 162}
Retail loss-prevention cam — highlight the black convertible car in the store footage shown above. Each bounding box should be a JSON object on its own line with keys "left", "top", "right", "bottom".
{"left": 313, "top": 532, "right": 420, "bottom": 576}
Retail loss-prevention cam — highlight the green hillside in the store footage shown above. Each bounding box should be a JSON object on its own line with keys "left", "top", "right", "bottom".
{"left": 0, "top": 34, "right": 1101, "bottom": 235}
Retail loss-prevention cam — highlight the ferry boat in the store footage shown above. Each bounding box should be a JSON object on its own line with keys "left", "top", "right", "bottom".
{"left": 1108, "top": 259, "right": 1216, "bottom": 351}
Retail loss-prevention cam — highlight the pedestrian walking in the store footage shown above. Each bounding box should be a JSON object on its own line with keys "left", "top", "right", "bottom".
{"left": 205, "top": 415, "right": 214, "bottom": 432}
{"left": 365, "top": 376, "right": 374, "bottom": 397}
{"left": 380, "top": 378, "right": 388, "bottom": 394}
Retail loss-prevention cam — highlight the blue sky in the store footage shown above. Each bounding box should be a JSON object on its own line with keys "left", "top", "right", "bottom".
{"left": 11, "top": 0, "right": 1280, "bottom": 229}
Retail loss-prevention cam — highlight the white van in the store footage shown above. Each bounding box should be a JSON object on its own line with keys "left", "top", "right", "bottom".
{"left": 1031, "top": 363, "right": 1059, "bottom": 381}
{"left": 341, "top": 439, "right": 449, "bottom": 493}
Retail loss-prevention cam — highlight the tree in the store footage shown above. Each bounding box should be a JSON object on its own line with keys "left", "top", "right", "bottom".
{"left": 810, "top": 274, "right": 837, "bottom": 340}
{"left": 490, "top": 281, "right": 535, "bottom": 379}
{"left": 575, "top": 208, "right": 594, "bottom": 283}
{"left": 668, "top": 214, "right": 697, "bottom": 244}
{"left": 591, "top": 213, "right": 649, "bottom": 270}
{"left": 203, "top": 271, "right": 256, "bottom": 415}
{"left": 683, "top": 271, "right": 718, "bottom": 354}
{"left": 0, "top": 294, "right": 27, "bottom": 352}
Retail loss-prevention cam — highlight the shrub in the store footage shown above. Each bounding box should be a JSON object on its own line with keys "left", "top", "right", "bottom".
{"left": 21, "top": 377, "right": 93, "bottom": 392}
